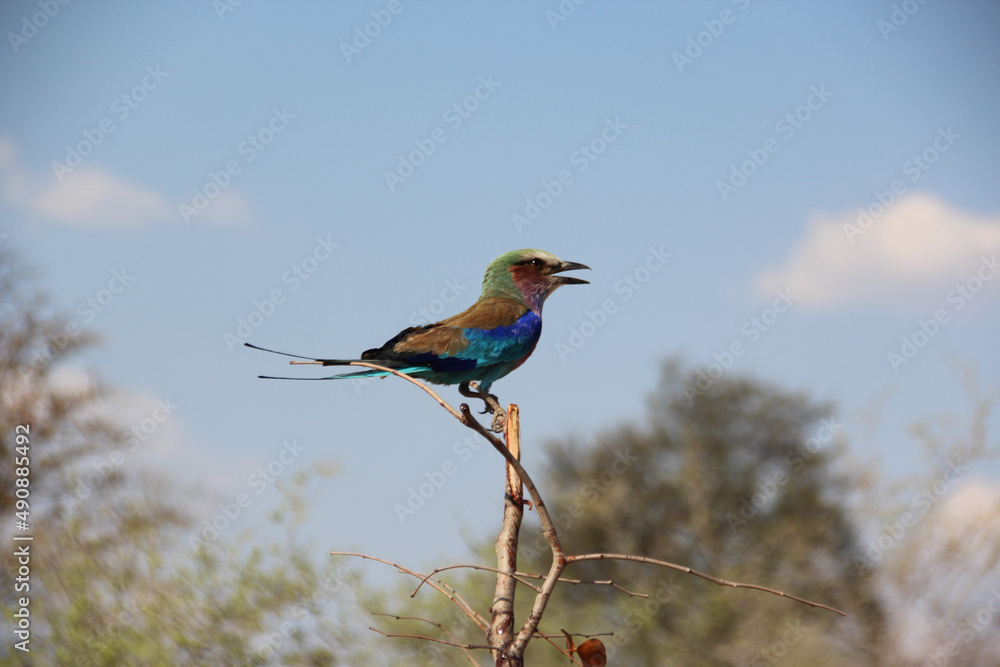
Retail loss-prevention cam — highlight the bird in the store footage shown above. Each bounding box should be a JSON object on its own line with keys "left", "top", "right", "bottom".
{"left": 246, "top": 249, "right": 590, "bottom": 430}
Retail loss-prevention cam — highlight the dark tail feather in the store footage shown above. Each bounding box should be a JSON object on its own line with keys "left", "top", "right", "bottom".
{"left": 245, "top": 342, "right": 421, "bottom": 377}
{"left": 258, "top": 374, "right": 343, "bottom": 380}
{"left": 243, "top": 342, "right": 353, "bottom": 366}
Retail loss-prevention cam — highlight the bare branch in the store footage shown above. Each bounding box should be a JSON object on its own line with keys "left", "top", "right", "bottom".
{"left": 411, "top": 563, "right": 648, "bottom": 599}
{"left": 412, "top": 563, "right": 541, "bottom": 596}
{"left": 551, "top": 630, "right": 615, "bottom": 638}
{"left": 553, "top": 576, "right": 648, "bottom": 598}
{"left": 535, "top": 631, "right": 581, "bottom": 666}
{"left": 368, "top": 626, "right": 493, "bottom": 651}
{"left": 566, "top": 552, "right": 847, "bottom": 617}
{"left": 342, "top": 361, "right": 464, "bottom": 421}
{"left": 330, "top": 551, "right": 489, "bottom": 631}
{"left": 347, "top": 365, "right": 564, "bottom": 563}
{"left": 331, "top": 366, "right": 846, "bottom": 666}
{"left": 489, "top": 404, "right": 525, "bottom": 661}
{"left": 457, "top": 403, "right": 568, "bottom": 658}
{"left": 371, "top": 613, "right": 481, "bottom": 666}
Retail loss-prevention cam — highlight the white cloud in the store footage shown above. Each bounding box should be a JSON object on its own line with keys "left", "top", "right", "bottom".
{"left": 755, "top": 193, "right": 1000, "bottom": 310}
{"left": 31, "top": 167, "right": 172, "bottom": 226}
{"left": 0, "top": 136, "right": 251, "bottom": 227}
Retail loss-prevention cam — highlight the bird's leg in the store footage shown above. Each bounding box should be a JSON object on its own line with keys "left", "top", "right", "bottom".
{"left": 459, "top": 382, "right": 506, "bottom": 432}
{"left": 459, "top": 382, "right": 493, "bottom": 414}
{"left": 488, "top": 400, "right": 507, "bottom": 433}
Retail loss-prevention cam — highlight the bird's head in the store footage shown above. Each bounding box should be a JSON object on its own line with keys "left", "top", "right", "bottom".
{"left": 482, "top": 249, "right": 590, "bottom": 311}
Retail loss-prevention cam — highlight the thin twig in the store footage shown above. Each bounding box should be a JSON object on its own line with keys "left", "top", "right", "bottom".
{"left": 534, "top": 631, "right": 580, "bottom": 666}
{"left": 330, "top": 551, "right": 488, "bottom": 631}
{"left": 371, "top": 613, "right": 480, "bottom": 666}
{"left": 566, "top": 552, "right": 847, "bottom": 617}
{"left": 411, "top": 563, "right": 648, "bottom": 599}
{"left": 342, "top": 361, "right": 465, "bottom": 421}
{"left": 412, "top": 563, "right": 541, "bottom": 596}
{"left": 368, "top": 627, "right": 493, "bottom": 651}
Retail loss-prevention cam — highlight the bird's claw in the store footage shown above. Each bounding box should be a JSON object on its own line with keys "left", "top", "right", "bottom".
{"left": 482, "top": 394, "right": 505, "bottom": 431}
{"left": 460, "top": 382, "right": 505, "bottom": 431}
{"left": 490, "top": 408, "right": 507, "bottom": 433}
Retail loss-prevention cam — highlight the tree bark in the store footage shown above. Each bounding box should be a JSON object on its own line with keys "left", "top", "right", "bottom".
{"left": 489, "top": 405, "right": 524, "bottom": 667}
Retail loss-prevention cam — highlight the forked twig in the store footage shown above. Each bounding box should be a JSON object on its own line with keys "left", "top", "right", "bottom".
{"left": 330, "top": 551, "right": 488, "bottom": 631}
{"left": 566, "top": 553, "right": 846, "bottom": 617}
{"left": 411, "top": 563, "right": 649, "bottom": 599}
{"left": 412, "top": 563, "right": 542, "bottom": 596}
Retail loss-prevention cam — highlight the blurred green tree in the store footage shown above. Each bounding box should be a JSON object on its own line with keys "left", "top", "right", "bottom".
{"left": 517, "top": 360, "right": 885, "bottom": 665}
{"left": 0, "top": 253, "right": 361, "bottom": 666}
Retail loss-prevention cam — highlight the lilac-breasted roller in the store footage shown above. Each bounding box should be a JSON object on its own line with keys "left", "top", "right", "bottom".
{"left": 246, "top": 249, "right": 589, "bottom": 429}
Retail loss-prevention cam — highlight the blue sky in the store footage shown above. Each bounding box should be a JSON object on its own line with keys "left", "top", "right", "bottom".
{"left": 2, "top": 1, "right": 999, "bottom": 579}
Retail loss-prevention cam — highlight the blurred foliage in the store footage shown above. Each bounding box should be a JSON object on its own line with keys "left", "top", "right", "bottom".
{"left": 0, "top": 252, "right": 369, "bottom": 666}
{"left": 519, "top": 360, "right": 885, "bottom": 665}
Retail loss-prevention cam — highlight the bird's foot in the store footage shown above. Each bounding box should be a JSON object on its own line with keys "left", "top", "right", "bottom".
{"left": 490, "top": 406, "right": 507, "bottom": 433}
{"left": 460, "top": 382, "right": 506, "bottom": 431}
{"left": 484, "top": 395, "right": 506, "bottom": 431}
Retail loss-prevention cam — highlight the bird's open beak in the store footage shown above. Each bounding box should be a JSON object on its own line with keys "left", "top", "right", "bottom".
{"left": 551, "top": 260, "right": 591, "bottom": 285}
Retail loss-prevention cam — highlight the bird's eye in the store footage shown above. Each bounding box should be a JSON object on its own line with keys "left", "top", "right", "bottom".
{"left": 529, "top": 258, "right": 543, "bottom": 268}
